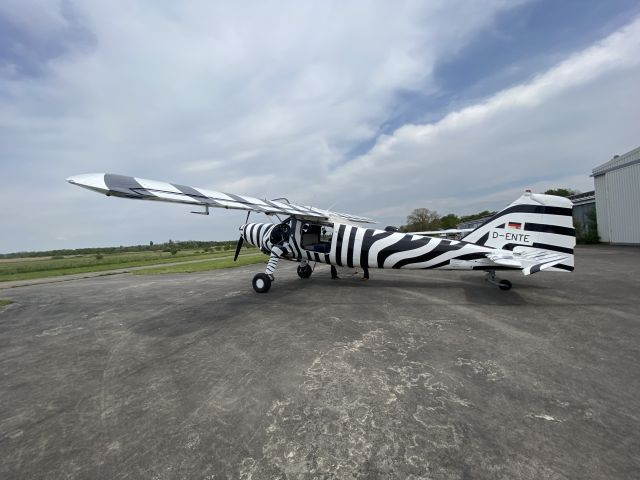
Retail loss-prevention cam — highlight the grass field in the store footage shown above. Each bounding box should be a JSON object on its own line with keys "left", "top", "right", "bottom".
{"left": 0, "top": 248, "right": 261, "bottom": 282}
{"left": 133, "top": 252, "right": 266, "bottom": 275}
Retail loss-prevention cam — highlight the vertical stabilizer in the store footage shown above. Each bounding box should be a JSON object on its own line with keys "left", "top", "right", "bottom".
{"left": 463, "top": 191, "right": 575, "bottom": 271}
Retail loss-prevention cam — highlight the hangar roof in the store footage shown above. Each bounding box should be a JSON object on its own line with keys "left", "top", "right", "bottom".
{"left": 592, "top": 145, "right": 640, "bottom": 176}
{"left": 569, "top": 191, "right": 595, "bottom": 206}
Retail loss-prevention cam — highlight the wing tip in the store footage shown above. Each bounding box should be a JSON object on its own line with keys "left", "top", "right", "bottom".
{"left": 66, "top": 173, "right": 109, "bottom": 192}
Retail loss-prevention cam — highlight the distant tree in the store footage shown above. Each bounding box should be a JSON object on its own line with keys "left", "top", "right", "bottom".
{"left": 544, "top": 188, "right": 580, "bottom": 197}
{"left": 440, "top": 214, "right": 460, "bottom": 229}
{"left": 168, "top": 239, "right": 178, "bottom": 255}
{"left": 149, "top": 241, "right": 154, "bottom": 248}
{"left": 459, "top": 210, "right": 497, "bottom": 223}
{"left": 401, "top": 208, "right": 441, "bottom": 232}
{"left": 576, "top": 209, "right": 600, "bottom": 244}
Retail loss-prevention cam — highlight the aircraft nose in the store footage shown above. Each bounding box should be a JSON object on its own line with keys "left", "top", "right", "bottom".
{"left": 239, "top": 223, "right": 250, "bottom": 241}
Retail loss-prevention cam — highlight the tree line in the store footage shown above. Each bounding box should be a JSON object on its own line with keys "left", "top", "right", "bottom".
{"left": 399, "top": 209, "right": 497, "bottom": 233}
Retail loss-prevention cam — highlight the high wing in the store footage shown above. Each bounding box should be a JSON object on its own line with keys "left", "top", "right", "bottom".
{"left": 67, "top": 173, "right": 375, "bottom": 224}
{"left": 412, "top": 228, "right": 474, "bottom": 236}
{"left": 486, "top": 246, "right": 569, "bottom": 275}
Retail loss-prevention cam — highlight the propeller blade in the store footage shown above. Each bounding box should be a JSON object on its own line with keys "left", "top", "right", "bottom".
{"left": 235, "top": 211, "right": 250, "bottom": 261}
{"left": 234, "top": 236, "right": 244, "bottom": 261}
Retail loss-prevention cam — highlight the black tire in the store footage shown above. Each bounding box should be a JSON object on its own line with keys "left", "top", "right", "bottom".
{"left": 498, "top": 279, "right": 512, "bottom": 291}
{"left": 252, "top": 273, "right": 272, "bottom": 293}
{"left": 297, "top": 264, "right": 312, "bottom": 279}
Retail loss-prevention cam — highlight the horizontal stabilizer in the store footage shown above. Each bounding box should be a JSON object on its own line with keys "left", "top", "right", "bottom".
{"left": 486, "top": 247, "right": 569, "bottom": 275}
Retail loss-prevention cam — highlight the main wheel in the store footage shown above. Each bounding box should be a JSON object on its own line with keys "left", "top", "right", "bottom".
{"left": 297, "top": 264, "right": 312, "bottom": 279}
{"left": 498, "top": 279, "right": 512, "bottom": 291}
{"left": 252, "top": 273, "right": 272, "bottom": 293}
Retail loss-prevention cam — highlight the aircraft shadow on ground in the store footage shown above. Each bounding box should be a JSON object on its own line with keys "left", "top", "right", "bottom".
{"left": 130, "top": 273, "right": 552, "bottom": 338}
{"left": 268, "top": 275, "right": 550, "bottom": 305}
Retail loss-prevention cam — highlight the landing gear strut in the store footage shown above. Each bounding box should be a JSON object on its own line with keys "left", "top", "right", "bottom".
{"left": 253, "top": 222, "right": 291, "bottom": 293}
{"left": 485, "top": 271, "right": 512, "bottom": 291}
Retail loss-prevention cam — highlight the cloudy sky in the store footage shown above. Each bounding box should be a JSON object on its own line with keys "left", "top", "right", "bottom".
{"left": 1, "top": 0, "right": 639, "bottom": 253}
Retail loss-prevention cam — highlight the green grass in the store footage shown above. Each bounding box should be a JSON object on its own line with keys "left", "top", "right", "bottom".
{"left": 0, "top": 248, "right": 259, "bottom": 282}
{"left": 0, "top": 300, "right": 13, "bottom": 308}
{"left": 133, "top": 252, "right": 266, "bottom": 275}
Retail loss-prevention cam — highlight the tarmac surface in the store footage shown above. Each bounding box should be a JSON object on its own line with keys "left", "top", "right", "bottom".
{"left": 0, "top": 245, "right": 639, "bottom": 479}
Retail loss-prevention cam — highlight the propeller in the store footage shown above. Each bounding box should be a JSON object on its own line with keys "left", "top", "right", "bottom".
{"left": 234, "top": 211, "right": 251, "bottom": 261}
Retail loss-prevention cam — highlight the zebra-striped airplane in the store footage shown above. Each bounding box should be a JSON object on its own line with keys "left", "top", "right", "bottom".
{"left": 67, "top": 173, "right": 576, "bottom": 293}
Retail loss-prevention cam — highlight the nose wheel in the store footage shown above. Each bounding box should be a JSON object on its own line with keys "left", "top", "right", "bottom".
{"left": 252, "top": 273, "right": 272, "bottom": 293}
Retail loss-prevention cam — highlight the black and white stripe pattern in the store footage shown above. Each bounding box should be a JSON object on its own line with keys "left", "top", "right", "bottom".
{"left": 326, "top": 225, "right": 489, "bottom": 270}
{"left": 241, "top": 221, "right": 486, "bottom": 270}
{"left": 265, "top": 245, "right": 290, "bottom": 276}
{"left": 461, "top": 192, "right": 575, "bottom": 272}
{"left": 68, "top": 173, "right": 375, "bottom": 224}
{"left": 238, "top": 195, "right": 575, "bottom": 274}
{"left": 70, "top": 174, "right": 577, "bottom": 277}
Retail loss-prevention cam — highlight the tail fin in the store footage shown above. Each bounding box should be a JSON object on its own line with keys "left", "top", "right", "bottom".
{"left": 463, "top": 191, "right": 575, "bottom": 272}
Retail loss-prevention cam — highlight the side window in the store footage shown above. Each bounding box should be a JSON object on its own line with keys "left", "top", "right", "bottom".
{"left": 301, "top": 223, "right": 333, "bottom": 252}
{"left": 320, "top": 225, "right": 333, "bottom": 243}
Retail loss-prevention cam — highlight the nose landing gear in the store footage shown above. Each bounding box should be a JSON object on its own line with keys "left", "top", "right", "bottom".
{"left": 253, "top": 221, "right": 291, "bottom": 293}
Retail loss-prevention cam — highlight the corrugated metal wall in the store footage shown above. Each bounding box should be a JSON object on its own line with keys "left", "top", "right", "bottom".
{"left": 594, "top": 175, "right": 610, "bottom": 242}
{"left": 594, "top": 163, "right": 640, "bottom": 244}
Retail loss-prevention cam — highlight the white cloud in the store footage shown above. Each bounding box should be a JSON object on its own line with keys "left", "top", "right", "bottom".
{"left": 1, "top": 2, "right": 639, "bottom": 251}
{"left": 0, "top": 0, "right": 523, "bottom": 251}
{"left": 321, "top": 17, "right": 640, "bottom": 223}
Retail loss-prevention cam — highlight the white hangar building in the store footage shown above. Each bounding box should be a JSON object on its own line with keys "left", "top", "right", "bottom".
{"left": 592, "top": 146, "right": 640, "bottom": 245}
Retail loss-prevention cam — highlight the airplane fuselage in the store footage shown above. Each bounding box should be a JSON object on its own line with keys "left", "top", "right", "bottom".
{"left": 241, "top": 219, "right": 499, "bottom": 272}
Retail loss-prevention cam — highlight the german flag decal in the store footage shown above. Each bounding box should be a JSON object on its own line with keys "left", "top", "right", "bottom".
{"left": 507, "top": 221, "right": 522, "bottom": 230}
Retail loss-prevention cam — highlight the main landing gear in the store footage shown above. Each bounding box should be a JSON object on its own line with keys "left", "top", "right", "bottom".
{"left": 297, "top": 263, "right": 313, "bottom": 279}
{"left": 485, "top": 271, "right": 512, "bottom": 291}
{"left": 253, "top": 261, "right": 312, "bottom": 293}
